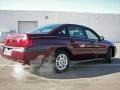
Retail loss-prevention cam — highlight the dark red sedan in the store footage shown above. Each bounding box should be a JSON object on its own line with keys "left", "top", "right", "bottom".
{"left": 0, "top": 24, "right": 116, "bottom": 72}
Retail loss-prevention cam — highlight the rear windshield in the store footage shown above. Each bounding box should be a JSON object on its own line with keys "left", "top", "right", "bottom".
{"left": 30, "top": 24, "right": 60, "bottom": 34}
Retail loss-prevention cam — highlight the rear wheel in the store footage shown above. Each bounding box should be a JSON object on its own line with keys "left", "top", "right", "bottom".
{"left": 105, "top": 48, "right": 112, "bottom": 63}
{"left": 54, "top": 50, "right": 69, "bottom": 73}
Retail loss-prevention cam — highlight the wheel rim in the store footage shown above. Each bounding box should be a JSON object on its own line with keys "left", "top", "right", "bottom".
{"left": 56, "top": 54, "right": 68, "bottom": 71}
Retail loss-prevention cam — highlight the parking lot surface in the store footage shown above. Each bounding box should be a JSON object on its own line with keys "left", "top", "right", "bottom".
{"left": 0, "top": 43, "right": 120, "bottom": 90}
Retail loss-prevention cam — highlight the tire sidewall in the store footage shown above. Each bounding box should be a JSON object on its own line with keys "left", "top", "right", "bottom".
{"left": 54, "top": 50, "right": 69, "bottom": 73}
{"left": 105, "top": 48, "right": 112, "bottom": 63}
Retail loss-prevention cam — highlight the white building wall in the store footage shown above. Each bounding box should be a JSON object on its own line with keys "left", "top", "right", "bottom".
{"left": 88, "top": 14, "right": 120, "bottom": 42}
{"left": 0, "top": 10, "right": 120, "bottom": 42}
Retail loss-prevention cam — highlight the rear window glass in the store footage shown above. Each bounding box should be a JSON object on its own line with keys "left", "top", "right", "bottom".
{"left": 30, "top": 24, "right": 60, "bottom": 34}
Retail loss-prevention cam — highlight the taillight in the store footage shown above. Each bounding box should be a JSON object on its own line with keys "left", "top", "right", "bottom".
{"left": 4, "top": 36, "right": 7, "bottom": 45}
{"left": 4, "top": 35, "right": 8, "bottom": 45}
{"left": 4, "top": 34, "right": 33, "bottom": 47}
{"left": 17, "top": 34, "right": 33, "bottom": 47}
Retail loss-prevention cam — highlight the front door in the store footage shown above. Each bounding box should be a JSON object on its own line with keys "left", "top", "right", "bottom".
{"left": 68, "top": 25, "right": 95, "bottom": 59}
{"left": 83, "top": 27, "right": 107, "bottom": 58}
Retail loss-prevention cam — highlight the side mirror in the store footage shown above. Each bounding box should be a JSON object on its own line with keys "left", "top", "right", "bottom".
{"left": 100, "top": 36, "right": 104, "bottom": 41}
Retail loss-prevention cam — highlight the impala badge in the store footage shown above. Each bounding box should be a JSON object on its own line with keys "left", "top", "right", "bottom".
{"left": 80, "top": 44, "right": 85, "bottom": 47}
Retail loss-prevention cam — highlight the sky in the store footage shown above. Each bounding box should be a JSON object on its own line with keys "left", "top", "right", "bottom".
{"left": 0, "top": 0, "right": 120, "bottom": 14}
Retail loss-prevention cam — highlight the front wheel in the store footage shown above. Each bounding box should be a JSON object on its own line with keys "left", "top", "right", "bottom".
{"left": 105, "top": 48, "right": 112, "bottom": 63}
{"left": 54, "top": 50, "right": 69, "bottom": 73}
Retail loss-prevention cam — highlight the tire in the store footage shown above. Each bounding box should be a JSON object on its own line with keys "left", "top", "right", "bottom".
{"left": 105, "top": 48, "right": 112, "bottom": 63}
{"left": 54, "top": 50, "right": 69, "bottom": 73}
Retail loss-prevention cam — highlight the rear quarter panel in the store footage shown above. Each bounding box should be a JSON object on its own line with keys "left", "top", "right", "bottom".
{"left": 30, "top": 35, "right": 71, "bottom": 56}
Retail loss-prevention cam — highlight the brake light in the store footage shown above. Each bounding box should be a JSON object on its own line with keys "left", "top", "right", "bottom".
{"left": 4, "top": 35, "right": 7, "bottom": 45}
{"left": 17, "top": 35, "right": 33, "bottom": 47}
{"left": 4, "top": 34, "right": 33, "bottom": 47}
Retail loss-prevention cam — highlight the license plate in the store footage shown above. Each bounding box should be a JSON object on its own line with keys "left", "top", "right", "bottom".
{"left": 3, "top": 48, "right": 12, "bottom": 56}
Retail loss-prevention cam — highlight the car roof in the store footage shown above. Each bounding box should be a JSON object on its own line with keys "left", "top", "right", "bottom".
{"left": 60, "top": 24, "right": 91, "bottom": 29}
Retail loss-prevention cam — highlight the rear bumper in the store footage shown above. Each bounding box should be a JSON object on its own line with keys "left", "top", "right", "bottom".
{"left": 0, "top": 45, "right": 52, "bottom": 64}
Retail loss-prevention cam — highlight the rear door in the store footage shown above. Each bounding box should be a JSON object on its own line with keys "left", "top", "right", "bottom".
{"left": 83, "top": 27, "right": 107, "bottom": 58}
{"left": 68, "top": 25, "right": 95, "bottom": 59}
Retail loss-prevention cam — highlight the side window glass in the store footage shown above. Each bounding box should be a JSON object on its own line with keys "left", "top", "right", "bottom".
{"left": 69, "top": 26, "right": 86, "bottom": 39}
{"left": 58, "top": 26, "right": 67, "bottom": 36}
{"left": 85, "top": 29, "right": 98, "bottom": 40}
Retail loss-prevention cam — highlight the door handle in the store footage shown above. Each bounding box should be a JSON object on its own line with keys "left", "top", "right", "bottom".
{"left": 70, "top": 38, "right": 76, "bottom": 42}
{"left": 90, "top": 41, "right": 94, "bottom": 43}
{"left": 70, "top": 39, "right": 75, "bottom": 42}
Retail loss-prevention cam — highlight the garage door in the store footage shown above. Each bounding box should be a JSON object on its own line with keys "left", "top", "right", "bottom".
{"left": 18, "top": 21, "right": 38, "bottom": 33}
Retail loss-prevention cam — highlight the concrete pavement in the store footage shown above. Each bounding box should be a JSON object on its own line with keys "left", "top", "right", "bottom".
{"left": 0, "top": 43, "right": 120, "bottom": 90}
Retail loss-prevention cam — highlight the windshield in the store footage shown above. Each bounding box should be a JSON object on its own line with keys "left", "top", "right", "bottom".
{"left": 30, "top": 24, "right": 61, "bottom": 34}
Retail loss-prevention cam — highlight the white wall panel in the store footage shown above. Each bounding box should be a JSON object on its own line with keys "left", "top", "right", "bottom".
{"left": 0, "top": 10, "right": 120, "bottom": 42}
{"left": 18, "top": 21, "right": 38, "bottom": 33}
